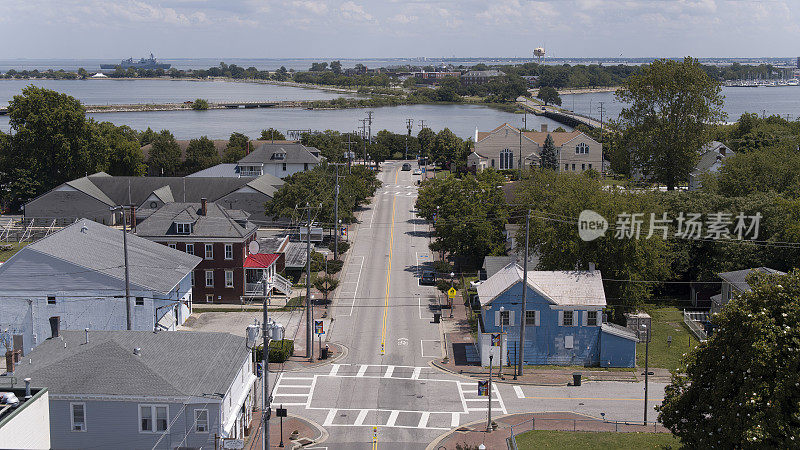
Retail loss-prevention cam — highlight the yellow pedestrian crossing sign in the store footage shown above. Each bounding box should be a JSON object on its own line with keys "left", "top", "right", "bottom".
{"left": 448, "top": 287, "right": 457, "bottom": 298}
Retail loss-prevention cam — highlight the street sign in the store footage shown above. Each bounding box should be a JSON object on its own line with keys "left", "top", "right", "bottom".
{"left": 276, "top": 407, "right": 287, "bottom": 417}
{"left": 477, "top": 380, "right": 489, "bottom": 396}
{"left": 341, "top": 226, "right": 348, "bottom": 238}
{"left": 491, "top": 333, "right": 501, "bottom": 347}
{"left": 314, "top": 320, "right": 324, "bottom": 335}
{"left": 448, "top": 287, "right": 457, "bottom": 298}
{"left": 222, "top": 439, "right": 245, "bottom": 449}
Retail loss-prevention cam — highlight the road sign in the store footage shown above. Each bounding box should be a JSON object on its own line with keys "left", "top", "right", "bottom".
{"left": 314, "top": 320, "right": 324, "bottom": 335}
{"left": 341, "top": 226, "right": 348, "bottom": 238}
{"left": 276, "top": 407, "right": 287, "bottom": 417}
{"left": 478, "top": 380, "right": 489, "bottom": 396}
{"left": 222, "top": 439, "right": 245, "bottom": 449}
{"left": 491, "top": 333, "right": 501, "bottom": 347}
{"left": 448, "top": 287, "right": 457, "bottom": 298}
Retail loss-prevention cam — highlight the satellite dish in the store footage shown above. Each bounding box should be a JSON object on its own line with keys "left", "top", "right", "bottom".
{"left": 248, "top": 241, "right": 260, "bottom": 255}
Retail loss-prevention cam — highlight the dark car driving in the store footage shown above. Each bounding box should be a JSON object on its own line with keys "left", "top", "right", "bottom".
{"left": 402, "top": 163, "right": 411, "bottom": 171}
{"left": 420, "top": 270, "right": 436, "bottom": 285}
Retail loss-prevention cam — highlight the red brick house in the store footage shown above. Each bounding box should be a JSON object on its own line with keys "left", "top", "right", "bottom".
{"left": 135, "top": 200, "right": 290, "bottom": 304}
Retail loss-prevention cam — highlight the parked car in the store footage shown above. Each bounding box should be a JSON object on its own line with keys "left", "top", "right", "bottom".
{"left": 412, "top": 169, "right": 421, "bottom": 175}
{"left": 420, "top": 270, "right": 436, "bottom": 285}
{"left": 402, "top": 163, "right": 412, "bottom": 171}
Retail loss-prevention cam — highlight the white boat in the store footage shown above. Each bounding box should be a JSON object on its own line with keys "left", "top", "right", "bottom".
{"left": 787, "top": 79, "right": 799, "bottom": 86}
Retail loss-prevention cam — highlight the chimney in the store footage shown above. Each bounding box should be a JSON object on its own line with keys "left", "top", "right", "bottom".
{"left": 540, "top": 124, "right": 548, "bottom": 133}
{"left": 4, "top": 350, "right": 13, "bottom": 374}
{"left": 131, "top": 207, "right": 137, "bottom": 232}
{"left": 589, "top": 262, "right": 596, "bottom": 274}
{"left": 84, "top": 328, "right": 89, "bottom": 344}
{"left": 24, "top": 378, "right": 31, "bottom": 399}
{"left": 200, "top": 198, "right": 207, "bottom": 216}
{"left": 49, "top": 316, "right": 60, "bottom": 339}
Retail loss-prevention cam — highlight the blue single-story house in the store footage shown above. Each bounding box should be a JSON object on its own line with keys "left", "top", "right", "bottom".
{"left": 477, "top": 263, "right": 638, "bottom": 368}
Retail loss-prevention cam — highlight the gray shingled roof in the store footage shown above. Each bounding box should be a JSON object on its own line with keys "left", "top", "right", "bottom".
{"left": 12, "top": 330, "right": 249, "bottom": 397}
{"left": 718, "top": 267, "right": 785, "bottom": 293}
{"left": 135, "top": 202, "right": 257, "bottom": 239}
{"left": 693, "top": 141, "right": 733, "bottom": 174}
{"left": 0, "top": 219, "right": 201, "bottom": 294}
{"left": 186, "top": 163, "right": 245, "bottom": 178}
{"left": 463, "top": 70, "right": 504, "bottom": 78}
{"left": 239, "top": 143, "right": 321, "bottom": 165}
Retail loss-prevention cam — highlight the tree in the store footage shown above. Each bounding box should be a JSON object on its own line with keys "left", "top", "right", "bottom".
{"left": 147, "top": 130, "right": 182, "bottom": 176}
{"left": 616, "top": 57, "right": 725, "bottom": 190}
{"left": 184, "top": 136, "right": 220, "bottom": 173}
{"left": 432, "top": 128, "right": 465, "bottom": 168}
{"left": 417, "top": 127, "right": 436, "bottom": 161}
{"left": 330, "top": 61, "right": 342, "bottom": 75}
{"left": 191, "top": 98, "right": 209, "bottom": 110}
{"left": 94, "top": 122, "right": 146, "bottom": 176}
{"left": 536, "top": 86, "right": 561, "bottom": 106}
{"left": 659, "top": 270, "right": 800, "bottom": 448}
{"left": 260, "top": 128, "right": 286, "bottom": 141}
{"left": 138, "top": 127, "right": 157, "bottom": 146}
{"left": 224, "top": 132, "right": 249, "bottom": 163}
{"left": 540, "top": 134, "right": 558, "bottom": 170}
{"left": 309, "top": 62, "right": 328, "bottom": 72}
{"left": 313, "top": 274, "right": 340, "bottom": 304}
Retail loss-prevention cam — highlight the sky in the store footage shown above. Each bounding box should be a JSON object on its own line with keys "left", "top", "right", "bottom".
{"left": 1, "top": 0, "right": 799, "bottom": 59}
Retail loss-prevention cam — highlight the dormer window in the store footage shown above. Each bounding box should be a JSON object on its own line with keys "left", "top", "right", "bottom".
{"left": 272, "top": 152, "right": 286, "bottom": 160}
{"left": 175, "top": 222, "right": 192, "bottom": 234}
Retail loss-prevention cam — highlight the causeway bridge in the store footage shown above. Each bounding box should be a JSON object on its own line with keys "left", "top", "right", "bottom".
{"left": 517, "top": 97, "right": 604, "bottom": 129}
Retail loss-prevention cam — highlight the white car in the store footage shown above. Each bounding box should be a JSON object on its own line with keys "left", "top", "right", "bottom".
{"left": 413, "top": 169, "right": 422, "bottom": 175}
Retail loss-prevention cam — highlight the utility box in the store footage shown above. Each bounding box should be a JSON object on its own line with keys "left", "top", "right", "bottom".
{"left": 625, "top": 312, "right": 651, "bottom": 342}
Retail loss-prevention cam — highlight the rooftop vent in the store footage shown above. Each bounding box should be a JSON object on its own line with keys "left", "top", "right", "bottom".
{"left": 133, "top": 347, "right": 141, "bottom": 356}
{"left": 80, "top": 223, "right": 88, "bottom": 233}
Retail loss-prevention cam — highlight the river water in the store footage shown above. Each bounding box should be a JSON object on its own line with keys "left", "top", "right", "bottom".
{"left": 561, "top": 86, "right": 800, "bottom": 123}
{"left": 2, "top": 79, "right": 799, "bottom": 139}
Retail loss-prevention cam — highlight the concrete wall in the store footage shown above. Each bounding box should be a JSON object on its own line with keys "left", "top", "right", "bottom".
{"left": 48, "top": 397, "right": 221, "bottom": 450}
{"left": 480, "top": 282, "right": 613, "bottom": 367}
{"left": 0, "top": 389, "right": 50, "bottom": 449}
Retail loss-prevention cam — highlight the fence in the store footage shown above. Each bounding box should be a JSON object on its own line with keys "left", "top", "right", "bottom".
{"left": 508, "top": 416, "right": 669, "bottom": 449}
{"left": 683, "top": 309, "right": 709, "bottom": 342}
{"left": 0, "top": 217, "right": 78, "bottom": 243}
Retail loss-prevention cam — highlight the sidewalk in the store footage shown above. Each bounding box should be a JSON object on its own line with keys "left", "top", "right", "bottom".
{"left": 246, "top": 411, "right": 325, "bottom": 449}
{"left": 435, "top": 291, "right": 670, "bottom": 385}
{"left": 428, "top": 412, "right": 669, "bottom": 450}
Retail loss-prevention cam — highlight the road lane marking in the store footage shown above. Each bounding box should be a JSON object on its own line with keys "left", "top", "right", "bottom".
{"left": 380, "top": 167, "right": 400, "bottom": 354}
{"left": 355, "top": 409, "right": 369, "bottom": 426}
{"left": 357, "top": 365, "right": 369, "bottom": 377}
{"left": 337, "top": 255, "right": 364, "bottom": 317}
{"left": 411, "top": 367, "right": 423, "bottom": 379}
{"left": 420, "top": 339, "right": 440, "bottom": 358}
{"left": 386, "top": 410, "right": 400, "bottom": 427}
{"left": 514, "top": 386, "right": 525, "bottom": 398}
{"left": 383, "top": 365, "right": 395, "bottom": 378}
{"left": 329, "top": 364, "right": 343, "bottom": 377}
{"left": 417, "top": 412, "right": 430, "bottom": 428}
{"left": 451, "top": 413, "right": 460, "bottom": 427}
{"left": 323, "top": 409, "right": 337, "bottom": 427}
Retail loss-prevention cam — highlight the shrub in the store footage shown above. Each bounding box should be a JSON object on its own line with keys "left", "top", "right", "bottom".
{"left": 326, "top": 259, "right": 344, "bottom": 274}
{"left": 328, "top": 240, "right": 350, "bottom": 255}
{"left": 255, "top": 339, "right": 294, "bottom": 363}
{"left": 192, "top": 98, "right": 209, "bottom": 110}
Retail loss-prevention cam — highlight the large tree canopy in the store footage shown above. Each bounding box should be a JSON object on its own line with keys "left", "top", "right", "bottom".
{"left": 616, "top": 57, "right": 725, "bottom": 190}
{"left": 183, "top": 136, "right": 220, "bottom": 173}
{"left": 659, "top": 270, "right": 800, "bottom": 448}
{"left": 147, "top": 130, "right": 182, "bottom": 176}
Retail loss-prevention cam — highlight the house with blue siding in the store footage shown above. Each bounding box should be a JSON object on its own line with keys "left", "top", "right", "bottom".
{"left": 0, "top": 220, "right": 200, "bottom": 357}
{"left": 477, "top": 263, "right": 638, "bottom": 368}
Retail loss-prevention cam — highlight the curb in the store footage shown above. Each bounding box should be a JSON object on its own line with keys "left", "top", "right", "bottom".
{"left": 425, "top": 413, "right": 517, "bottom": 450}
{"left": 279, "top": 342, "right": 348, "bottom": 373}
{"left": 429, "top": 360, "right": 638, "bottom": 386}
{"left": 287, "top": 413, "right": 329, "bottom": 449}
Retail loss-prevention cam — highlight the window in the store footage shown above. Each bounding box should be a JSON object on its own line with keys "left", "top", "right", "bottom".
{"left": 282, "top": 163, "right": 287, "bottom": 171}
{"left": 572, "top": 164, "right": 576, "bottom": 171}
{"left": 195, "top": 409, "right": 209, "bottom": 433}
{"left": 525, "top": 310, "right": 537, "bottom": 326}
{"left": 206, "top": 294, "right": 213, "bottom": 303}
{"left": 491, "top": 159, "right": 495, "bottom": 168}
{"left": 588, "top": 164, "right": 592, "bottom": 169}
{"left": 499, "top": 149, "right": 514, "bottom": 170}
{"left": 47, "top": 296, "right": 56, "bottom": 305}
{"left": 185, "top": 243, "right": 194, "bottom": 255}
{"left": 576, "top": 143, "right": 589, "bottom": 154}
{"left": 175, "top": 222, "right": 192, "bottom": 234}
{"left": 564, "top": 163, "right": 568, "bottom": 171}
{"left": 135, "top": 297, "right": 144, "bottom": 306}
{"left": 562, "top": 310, "right": 574, "bottom": 327}
{"left": 168, "top": 243, "right": 176, "bottom": 249}
{"left": 205, "top": 270, "right": 214, "bottom": 287}
{"left": 205, "top": 244, "right": 213, "bottom": 259}
{"left": 139, "top": 404, "right": 168, "bottom": 433}
{"left": 500, "top": 310, "right": 510, "bottom": 326}
{"left": 304, "top": 163, "right": 309, "bottom": 171}
{"left": 191, "top": 271, "right": 195, "bottom": 287}
{"left": 225, "top": 270, "right": 234, "bottom": 288}
{"left": 71, "top": 402, "right": 86, "bottom": 431}
{"left": 582, "top": 164, "right": 585, "bottom": 171}
{"left": 224, "top": 244, "right": 233, "bottom": 260}
{"left": 587, "top": 311, "right": 598, "bottom": 326}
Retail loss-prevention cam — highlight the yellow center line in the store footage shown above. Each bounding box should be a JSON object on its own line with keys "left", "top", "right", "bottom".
{"left": 380, "top": 168, "right": 400, "bottom": 354}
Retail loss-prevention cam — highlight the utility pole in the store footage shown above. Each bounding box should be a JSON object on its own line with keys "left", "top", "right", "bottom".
{"left": 598, "top": 102, "right": 605, "bottom": 175}
{"left": 330, "top": 163, "right": 347, "bottom": 261}
{"left": 643, "top": 323, "right": 650, "bottom": 425}
{"left": 486, "top": 353, "right": 493, "bottom": 432}
{"left": 366, "top": 111, "right": 374, "bottom": 169}
{"left": 303, "top": 204, "right": 314, "bottom": 362}
{"left": 516, "top": 211, "right": 530, "bottom": 378}
{"left": 518, "top": 111, "right": 527, "bottom": 178}
{"left": 110, "top": 205, "right": 132, "bottom": 330}
{"left": 262, "top": 274, "right": 271, "bottom": 450}
{"left": 406, "top": 118, "right": 413, "bottom": 160}
{"left": 359, "top": 119, "right": 368, "bottom": 165}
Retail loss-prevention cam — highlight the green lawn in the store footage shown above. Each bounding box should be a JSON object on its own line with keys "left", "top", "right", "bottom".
{"left": 516, "top": 430, "right": 681, "bottom": 449}
{"left": 636, "top": 306, "right": 698, "bottom": 372}
{"left": 0, "top": 242, "right": 25, "bottom": 262}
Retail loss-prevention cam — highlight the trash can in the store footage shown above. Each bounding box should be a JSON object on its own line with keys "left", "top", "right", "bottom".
{"left": 572, "top": 372, "right": 582, "bottom": 386}
{"left": 433, "top": 313, "right": 441, "bottom": 323}
{"left": 321, "top": 346, "right": 329, "bottom": 360}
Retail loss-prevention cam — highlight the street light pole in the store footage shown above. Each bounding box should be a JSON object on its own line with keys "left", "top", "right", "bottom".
{"left": 262, "top": 275, "right": 270, "bottom": 450}
{"left": 487, "top": 353, "right": 493, "bottom": 432}
{"left": 643, "top": 323, "right": 649, "bottom": 425}
{"left": 517, "top": 210, "right": 530, "bottom": 377}
{"left": 109, "top": 206, "right": 132, "bottom": 330}
{"left": 499, "top": 306, "right": 505, "bottom": 380}
{"left": 305, "top": 205, "right": 313, "bottom": 362}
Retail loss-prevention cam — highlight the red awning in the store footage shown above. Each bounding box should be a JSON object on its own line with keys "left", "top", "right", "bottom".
{"left": 244, "top": 253, "right": 280, "bottom": 269}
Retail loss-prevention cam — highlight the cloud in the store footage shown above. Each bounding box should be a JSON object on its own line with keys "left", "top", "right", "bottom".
{"left": 290, "top": 1, "right": 328, "bottom": 15}
{"left": 388, "top": 14, "right": 418, "bottom": 24}
{"left": 340, "top": 1, "right": 374, "bottom": 21}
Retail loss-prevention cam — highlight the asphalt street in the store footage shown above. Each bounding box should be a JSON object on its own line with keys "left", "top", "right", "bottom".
{"left": 268, "top": 161, "right": 667, "bottom": 449}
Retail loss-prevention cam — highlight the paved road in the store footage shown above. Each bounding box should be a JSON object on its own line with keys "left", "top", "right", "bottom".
{"left": 268, "top": 161, "right": 665, "bottom": 449}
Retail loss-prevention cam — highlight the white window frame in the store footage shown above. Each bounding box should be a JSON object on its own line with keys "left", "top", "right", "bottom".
{"left": 560, "top": 310, "right": 575, "bottom": 327}
{"left": 225, "top": 270, "right": 234, "bottom": 288}
{"left": 206, "top": 294, "right": 213, "bottom": 303}
{"left": 175, "top": 222, "right": 192, "bottom": 234}
{"left": 70, "top": 402, "right": 86, "bottom": 432}
{"left": 525, "top": 310, "right": 539, "bottom": 326}
{"left": 185, "top": 243, "right": 194, "bottom": 255}
{"left": 47, "top": 296, "right": 56, "bottom": 305}
{"left": 168, "top": 243, "right": 176, "bottom": 249}
{"left": 500, "top": 310, "right": 510, "bottom": 326}
{"left": 586, "top": 310, "right": 599, "bottom": 327}
{"left": 499, "top": 149, "right": 513, "bottom": 170}
{"left": 576, "top": 143, "right": 589, "bottom": 154}
{"left": 190, "top": 271, "right": 195, "bottom": 287}
{"left": 224, "top": 244, "right": 234, "bottom": 260}
{"left": 195, "top": 409, "right": 209, "bottom": 433}
{"left": 205, "top": 270, "right": 214, "bottom": 287}
{"left": 138, "top": 404, "right": 169, "bottom": 433}
{"left": 135, "top": 296, "right": 144, "bottom": 306}
{"left": 205, "top": 244, "right": 214, "bottom": 259}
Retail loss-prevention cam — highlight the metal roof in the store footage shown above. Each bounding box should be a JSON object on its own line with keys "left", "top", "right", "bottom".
{"left": 718, "top": 267, "right": 785, "bottom": 293}
{"left": 239, "top": 143, "right": 321, "bottom": 165}
{"left": 243, "top": 253, "right": 280, "bottom": 268}
{"left": 0, "top": 219, "right": 200, "bottom": 294}
{"left": 477, "top": 263, "right": 606, "bottom": 307}
{"left": 12, "top": 330, "right": 249, "bottom": 398}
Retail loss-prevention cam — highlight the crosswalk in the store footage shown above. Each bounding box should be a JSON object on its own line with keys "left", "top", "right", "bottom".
{"left": 457, "top": 381, "right": 507, "bottom": 415}
{"left": 321, "top": 407, "right": 458, "bottom": 430}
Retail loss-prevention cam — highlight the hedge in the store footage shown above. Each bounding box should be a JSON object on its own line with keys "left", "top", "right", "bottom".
{"left": 255, "top": 339, "right": 294, "bottom": 363}
{"left": 328, "top": 240, "right": 350, "bottom": 255}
